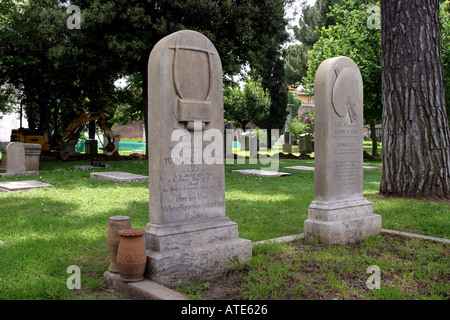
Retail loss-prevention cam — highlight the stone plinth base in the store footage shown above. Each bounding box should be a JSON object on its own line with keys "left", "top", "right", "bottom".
{"left": 304, "top": 198, "right": 381, "bottom": 244}
{"left": 144, "top": 218, "right": 252, "bottom": 287}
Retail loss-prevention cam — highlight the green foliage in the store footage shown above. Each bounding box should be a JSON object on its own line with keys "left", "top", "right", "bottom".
{"left": 303, "top": 106, "right": 315, "bottom": 130}
{"left": 0, "top": 0, "right": 121, "bottom": 136}
{"left": 302, "top": 0, "right": 382, "bottom": 125}
{"left": 0, "top": 0, "right": 37, "bottom": 112}
{"left": 287, "top": 116, "right": 310, "bottom": 139}
{"left": 287, "top": 91, "right": 302, "bottom": 115}
{"left": 294, "top": 0, "right": 343, "bottom": 47}
{"left": 284, "top": 44, "right": 309, "bottom": 87}
{"left": 284, "top": 0, "right": 343, "bottom": 86}
{"left": 440, "top": 0, "right": 450, "bottom": 123}
{"left": 110, "top": 74, "right": 144, "bottom": 125}
{"left": 301, "top": 0, "right": 449, "bottom": 125}
{"left": 1, "top": 0, "right": 291, "bottom": 139}
{"left": 224, "top": 77, "right": 271, "bottom": 131}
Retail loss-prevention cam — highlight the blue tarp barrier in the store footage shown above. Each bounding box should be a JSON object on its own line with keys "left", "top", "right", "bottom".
{"left": 75, "top": 141, "right": 146, "bottom": 152}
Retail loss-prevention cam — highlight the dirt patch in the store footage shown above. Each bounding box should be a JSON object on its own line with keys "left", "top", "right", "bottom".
{"left": 182, "top": 233, "right": 449, "bottom": 300}
{"left": 276, "top": 152, "right": 314, "bottom": 160}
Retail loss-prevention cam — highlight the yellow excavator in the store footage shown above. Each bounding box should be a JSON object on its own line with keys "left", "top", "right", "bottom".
{"left": 11, "top": 100, "right": 115, "bottom": 158}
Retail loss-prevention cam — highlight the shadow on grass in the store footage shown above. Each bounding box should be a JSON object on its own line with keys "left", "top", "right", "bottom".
{"left": 0, "top": 196, "right": 150, "bottom": 299}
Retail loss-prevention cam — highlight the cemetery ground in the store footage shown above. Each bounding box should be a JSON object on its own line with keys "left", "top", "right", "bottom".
{"left": 0, "top": 144, "right": 448, "bottom": 300}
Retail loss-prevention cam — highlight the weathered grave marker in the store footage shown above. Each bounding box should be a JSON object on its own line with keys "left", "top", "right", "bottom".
{"left": 0, "top": 142, "right": 38, "bottom": 178}
{"left": 304, "top": 56, "right": 381, "bottom": 244}
{"left": 145, "top": 30, "right": 252, "bottom": 286}
{"left": 0, "top": 180, "right": 52, "bottom": 192}
{"left": 90, "top": 171, "right": 148, "bottom": 182}
{"left": 231, "top": 169, "right": 291, "bottom": 177}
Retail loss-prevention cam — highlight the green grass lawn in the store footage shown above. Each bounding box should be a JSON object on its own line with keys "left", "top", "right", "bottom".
{"left": 0, "top": 147, "right": 448, "bottom": 300}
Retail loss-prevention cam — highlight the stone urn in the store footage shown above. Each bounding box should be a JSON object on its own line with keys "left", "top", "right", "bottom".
{"left": 106, "top": 216, "right": 131, "bottom": 273}
{"left": 116, "top": 229, "right": 147, "bottom": 282}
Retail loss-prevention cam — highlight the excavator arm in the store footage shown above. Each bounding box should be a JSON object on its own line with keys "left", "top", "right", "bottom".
{"left": 54, "top": 111, "right": 115, "bottom": 152}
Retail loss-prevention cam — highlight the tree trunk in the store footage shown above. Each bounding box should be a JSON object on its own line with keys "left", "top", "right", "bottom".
{"left": 142, "top": 67, "right": 149, "bottom": 158}
{"left": 369, "top": 122, "right": 379, "bottom": 157}
{"left": 380, "top": 0, "right": 450, "bottom": 198}
{"left": 89, "top": 120, "right": 96, "bottom": 140}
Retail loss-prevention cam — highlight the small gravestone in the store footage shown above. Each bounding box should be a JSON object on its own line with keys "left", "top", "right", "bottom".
{"left": 362, "top": 166, "right": 381, "bottom": 171}
{"left": 0, "top": 142, "right": 38, "bottom": 178}
{"left": 239, "top": 132, "right": 250, "bottom": 151}
{"left": 145, "top": 30, "right": 252, "bottom": 286}
{"left": 90, "top": 171, "right": 148, "bottom": 183}
{"left": 285, "top": 165, "right": 380, "bottom": 172}
{"left": 303, "top": 56, "right": 381, "bottom": 244}
{"left": 282, "top": 144, "right": 292, "bottom": 153}
{"left": 282, "top": 131, "right": 292, "bottom": 153}
{"left": 75, "top": 162, "right": 111, "bottom": 170}
{"left": 0, "top": 180, "right": 53, "bottom": 192}
{"left": 231, "top": 169, "right": 292, "bottom": 177}
{"left": 285, "top": 165, "right": 315, "bottom": 171}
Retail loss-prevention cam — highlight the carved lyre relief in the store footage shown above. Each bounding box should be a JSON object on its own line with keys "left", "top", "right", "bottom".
{"left": 170, "top": 43, "right": 215, "bottom": 131}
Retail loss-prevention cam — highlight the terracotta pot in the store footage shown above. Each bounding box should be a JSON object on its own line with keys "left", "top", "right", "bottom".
{"left": 116, "top": 229, "right": 147, "bottom": 282}
{"left": 106, "top": 216, "right": 131, "bottom": 273}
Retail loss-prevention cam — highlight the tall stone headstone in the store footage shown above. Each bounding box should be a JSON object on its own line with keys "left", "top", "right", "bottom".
{"left": 304, "top": 56, "right": 381, "bottom": 244}
{"left": 0, "top": 142, "right": 38, "bottom": 177}
{"left": 145, "top": 30, "right": 252, "bottom": 286}
{"left": 6, "top": 142, "right": 26, "bottom": 174}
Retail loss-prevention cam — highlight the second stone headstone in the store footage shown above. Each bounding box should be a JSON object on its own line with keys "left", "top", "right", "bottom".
{"left": 304, "top": 56, "right": 381, "bottom": 244}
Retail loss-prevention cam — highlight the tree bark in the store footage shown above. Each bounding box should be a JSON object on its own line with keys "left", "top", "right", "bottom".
{"left": 380, "top": 0, "right": 450, "bottom": 198}
{"left": 142, "top": 66, "right": 149, "bottom": 157}
{"left": 88, "top": 120, "right": 96, "bottom": 140}
{"left": 369, "top": 121, "right": 379, "bottom": 157}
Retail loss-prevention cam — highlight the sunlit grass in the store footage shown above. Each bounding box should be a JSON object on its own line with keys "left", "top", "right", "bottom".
{"left": 0, "top": 146, "right": 448, "bottom": 299}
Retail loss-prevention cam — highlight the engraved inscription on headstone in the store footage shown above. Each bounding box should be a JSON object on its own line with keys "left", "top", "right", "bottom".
{"left": 304, "top": 56, "right": 381, "bottom": 244}
{"left": 145, "top": 30, "right": 252, "bottom": 286}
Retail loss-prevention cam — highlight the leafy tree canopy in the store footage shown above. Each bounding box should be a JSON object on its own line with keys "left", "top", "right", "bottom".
{"left": 224, "top": 76, "right": 271, "bottom": 131}
{"left": 284, "top": 0, "right": 343, "bottom": 86}
{"left": 1, "top": 0, "right": 292, "bottom": 138}
{"left": 302, "top": 0, "right": 382, "bottom": 126}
